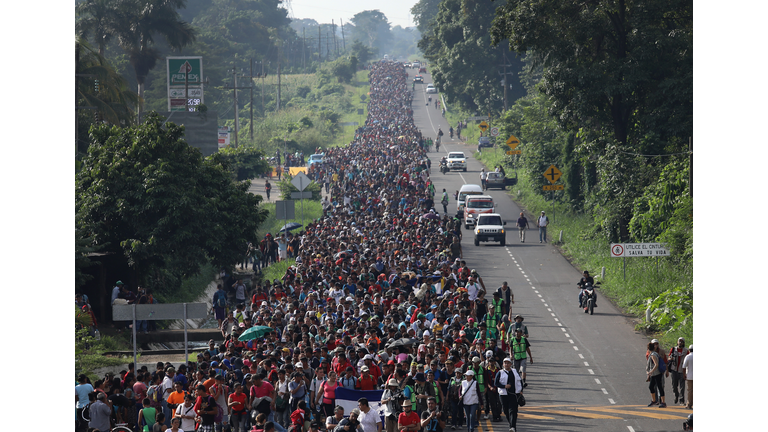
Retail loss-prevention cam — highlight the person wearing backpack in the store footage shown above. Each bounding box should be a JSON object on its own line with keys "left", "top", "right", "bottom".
{"left": 645, "top": 341, "right": 667, "bottom": 408}
{"left": 212, "top": 284, "right": 228, "bottom": 329}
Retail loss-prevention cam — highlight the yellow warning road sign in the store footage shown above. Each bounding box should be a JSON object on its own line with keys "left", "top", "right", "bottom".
{"left": 506, "top": 150, "right": 521, "bottom": 155}
{"left": 478, "top": 121, "right": 489, "bottom": 132}
{"left": 506, "top": 135, "right": 520, "bottom": 149}
{"left": 543, "top": 165, "right": 562, "bottom": 183}
{"left": 543, "top": 184, "right": 564, "bottom": 191}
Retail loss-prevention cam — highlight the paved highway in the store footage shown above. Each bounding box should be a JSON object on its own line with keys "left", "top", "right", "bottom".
{"left": 408, "top": 66, "right": 687, "bottom": 432}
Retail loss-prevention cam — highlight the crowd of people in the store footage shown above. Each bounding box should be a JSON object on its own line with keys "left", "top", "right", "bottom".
{"left": 77, "top": 62, "right": 529, "bottom": 432}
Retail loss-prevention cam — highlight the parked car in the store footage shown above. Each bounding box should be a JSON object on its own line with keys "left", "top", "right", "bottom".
{"left": 307, "top": 153, "right": 325, "bottom": 168}
{"left": 478, "top": 136, "right": 493, "bottom": 152}
{"left": 426, "top": 84, "right": 437, "bottom": 94}
{"left": 484, "top": 171, "right": 517, "bottom": 190}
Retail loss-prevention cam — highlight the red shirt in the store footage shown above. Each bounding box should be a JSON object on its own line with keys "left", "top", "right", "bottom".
{"left": 398, "top": 411, "right": 420, "bottom": 429}
{"left": 358, "top": 374, "right": 376, "bottom": 390}
{"left": 250, "top": 381, "right": 274, "bottom": 399}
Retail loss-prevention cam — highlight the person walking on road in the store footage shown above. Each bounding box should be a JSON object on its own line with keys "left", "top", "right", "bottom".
{"left": 509, "top": 328, "right": 532, "bottom": 388}
{"left": 681, "top": 345, "right": 693, "bottom": 409}
{"left": 645, "top": 341, "right": 667, "bottom": 408}
{"left": 516, "top": 213, "right": 529, "bottom": 243}
{"left": 265, "top": 180, "right": 272, "bottom": 201}
{"left": 495, "top": 358, "right": 522, "bottom": 432}
{"left": 537, "top": 211, "right": 549, "bottom": 243}
{"left": 441, "top": 189, "right": 449, "bottom": 215}
{"left": 480, "top": 169, "right": 487, "bottom": 190}
{"left": 668, "top": 337, "right": 690, "bottom": 405}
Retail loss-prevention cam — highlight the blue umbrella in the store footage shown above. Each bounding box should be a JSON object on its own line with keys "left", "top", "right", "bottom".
{"left": 279, "top": 222, "right": 303, "bottom": 232}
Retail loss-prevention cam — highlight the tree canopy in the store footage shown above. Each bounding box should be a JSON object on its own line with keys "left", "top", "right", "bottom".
{"left": 417, "top": 0, "right": 525, "bottom": 114}
{"left": 76, "top": 112, "right": 268, "bottom": 293}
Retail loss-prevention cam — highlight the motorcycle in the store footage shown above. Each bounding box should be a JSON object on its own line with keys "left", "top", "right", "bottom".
{"left": 440, "top": 161, "right": 449, "bottom": 174}
{"left": 579, "top": 282, "right": 600, "bottom": 315}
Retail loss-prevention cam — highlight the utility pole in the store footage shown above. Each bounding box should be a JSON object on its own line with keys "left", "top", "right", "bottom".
{"left": 332, "top": 20, "right": 338, "bottom": 56}
{"left": 277, "top": 29, "right": 282, "bottom": 112}
{"left": 242, "top": 59, "right": 267, "bottom": 139}
{"left": 233, "top": 64, "right": 239, "bottom": 147}
{"left": 302, "top": 27, "right": 306, "bottom": 69}
{"left": 340, "top": 18, "right": 346, "bottom": 51}
{"left": 318, "top": 26, "right": 322, "bottom": 63}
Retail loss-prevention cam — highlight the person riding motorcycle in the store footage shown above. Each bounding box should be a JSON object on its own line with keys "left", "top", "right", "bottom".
{"left": 577, "top": 271, "right": 597, "bottom": 308}
{"left": 439, "top": 156, "right": 448, "bottom": 173}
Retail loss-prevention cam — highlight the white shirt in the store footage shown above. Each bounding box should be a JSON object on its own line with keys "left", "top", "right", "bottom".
{"left": 176, "top": 403, "right": 197, "bottom": 431}
{"left": 467, "top": 283, "right": 481, "bottom": 301}
{"left": 496, "top": 368, "right": 522, "bottom": 395}
{"left": 358, "top": 407, "right": 382, "bottom": 432}
{"left": 460, "top": 379, "right": 479, "bottom": 405}
{"left": 538, "top": 215, "right": 548, "bottom": 227}
{"left": 681, "top": 352, "right": 693, "bottom": 380}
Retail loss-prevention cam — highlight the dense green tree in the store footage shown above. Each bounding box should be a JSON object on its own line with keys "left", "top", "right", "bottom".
{"left": 349, "top": 10, "right": 392, "bottom": 56}
{"left": 490, "top": 0, "right": 692, "bottom": 149}
{"left": 418, "top": 0, "right": 525, "bottom": 115}
{"left": 114, "top": 0, "right": 196, "bottom": 118}
{"left": 350, "top": 39, "right": 376, "bottom": 64}
{"left": 410, "top": 0, "right": 441, "bottom": 34}
{"left": 76, "top": 0, "right": 123, "bottom": 56}
{"left": 491, "top": 0, "right": 692, "bottom": 241}
{"left": 76, "top": 112, "right": 268, "bottom": 293}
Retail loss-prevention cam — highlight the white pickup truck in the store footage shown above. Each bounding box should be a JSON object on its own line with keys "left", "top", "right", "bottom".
{"left": 447, "top": 152, "right": 467, "bottom": 172}
{"left": 474, "top": 213, "right": 507, "bottom": 246}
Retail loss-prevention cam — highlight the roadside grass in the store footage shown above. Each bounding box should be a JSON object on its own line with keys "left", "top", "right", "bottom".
{"left": 257, "top": 201, "right": 324, "bottom": 239}
{"left": 260, "top": 258, "right": 296, "bottom": 284}
{"left": 330, "top": 70, "right": 371, "bottom": 148}
{"left": 476, "top": 147, "right": 693, "bottom": 346}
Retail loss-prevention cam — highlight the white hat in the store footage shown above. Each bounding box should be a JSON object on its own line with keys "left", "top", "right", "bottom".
{"left": 503, "top": 358, "right": 512, "bottom": 363}
{"left": 464, "top": 370, "right": 475, "bottom": 376}
{"left": 485, "top": 350, "right": 493, "bottom": 358}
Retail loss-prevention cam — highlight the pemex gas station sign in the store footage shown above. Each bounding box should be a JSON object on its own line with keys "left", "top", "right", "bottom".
{"left": 166, "top": 56, "right": 205, "bottom": 112}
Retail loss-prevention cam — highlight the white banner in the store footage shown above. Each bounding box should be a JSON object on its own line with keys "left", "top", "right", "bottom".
{"left": 610, "top": 243, "right": 670, "bottom": 257}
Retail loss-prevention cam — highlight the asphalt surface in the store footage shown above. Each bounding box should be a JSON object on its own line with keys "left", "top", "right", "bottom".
{"left": 409, "top": 67, "right": 687, "bottom": 432}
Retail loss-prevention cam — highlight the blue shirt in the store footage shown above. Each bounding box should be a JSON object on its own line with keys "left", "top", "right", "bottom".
{"left": 75, "top": 383, "right": 94, "bottom": 408}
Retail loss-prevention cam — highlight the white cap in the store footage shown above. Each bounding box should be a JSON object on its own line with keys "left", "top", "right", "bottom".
{"left": 464, "top": 370, "right": 475, "bottom": 376}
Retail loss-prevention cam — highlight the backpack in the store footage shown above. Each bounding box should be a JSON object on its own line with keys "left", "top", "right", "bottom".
{"left": 658, "top": 356, "right": 666, "bottom": 373}
{"left": 215, "top": 291, "right": 227, "bottom": 309}
{"left": 148, "top": 384, "right": 162, "bottom": 405}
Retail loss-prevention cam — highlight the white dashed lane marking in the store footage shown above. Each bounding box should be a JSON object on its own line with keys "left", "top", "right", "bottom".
{"left": 506, "top": 251, "right": 614, "bottom": 405}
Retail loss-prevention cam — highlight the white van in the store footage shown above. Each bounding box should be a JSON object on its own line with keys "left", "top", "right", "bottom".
{"left": 457, "top": 184, "right": 484, "bottom": 212}
{"left": 463, "top": 195, "right": 495, "bottom": 229}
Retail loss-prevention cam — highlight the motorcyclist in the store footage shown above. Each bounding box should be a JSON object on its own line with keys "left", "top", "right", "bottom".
{"left": 439, "top": 156, "right": 448, "bottom": 172}
{"left": 577, "top": 271, "right": 597, "bottom": 307}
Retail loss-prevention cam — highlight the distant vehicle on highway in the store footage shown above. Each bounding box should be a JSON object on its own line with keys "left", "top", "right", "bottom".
{"left": 426, "top": 84, "right": 437, "bottom": 94}
{"left": 413, "top": 75, "right": 424, "bottom": 83}
{"left": 413, "top": 61, "right": 421, "bottom": 69}
{"left": 419, "top": 66, "right": 427, "bottom": 73}
{"left": 307, "top": 153, "right": 325, "bottom": 168}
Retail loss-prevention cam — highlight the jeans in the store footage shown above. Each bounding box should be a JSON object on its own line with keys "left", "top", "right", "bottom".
{"left": 275, "top": 408, "right": 290, "bottom": 428}
{"left": 449, "top": 400, "right": 465, "bottom": 426}
{"left": 137, "top": 320, "right": 148, "bottom": 333}
{"left": 231, "top": 411, "right": 248, "bottom": 432}
{"left": 670, "top": 370, "right": 686, "bottom": 402}
{"left": 539, "top": 226, "right": 547, "bottom": 242}
{"left": 463, "top": 403, "right": 478, "bottom": 432}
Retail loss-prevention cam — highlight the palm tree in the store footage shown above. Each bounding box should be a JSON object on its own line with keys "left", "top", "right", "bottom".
{"left": 75, "top": 0, "right": 121, "bottom": 56}
{"left": 76, "top": 36, "right": 140, "bottom": 125}
{"left": 115, "top": 0, "right": 196, "bottom": 120}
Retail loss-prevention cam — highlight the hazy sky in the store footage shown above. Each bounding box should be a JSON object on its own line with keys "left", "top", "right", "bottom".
{"left": 284, "top": 0, "right": 418, "bottom": 28}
